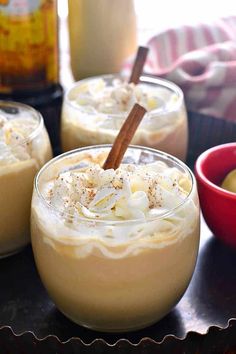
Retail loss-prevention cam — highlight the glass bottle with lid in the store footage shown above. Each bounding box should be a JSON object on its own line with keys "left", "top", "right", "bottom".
{"left": 0, "top": 0, "right": 59, "bottom": 94}
{"left": 68, "top": 0, "right": 137, "bottom": 79}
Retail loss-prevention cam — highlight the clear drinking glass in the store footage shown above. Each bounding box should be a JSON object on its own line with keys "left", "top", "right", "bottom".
{"left": 0, "top": 101, "right": 52, "bottom": 258}
{"left": 61, "top": 75, "right": 188, "bottom": 161}
{"left": 31, "top": 145, "right": 200, "bottom": 332}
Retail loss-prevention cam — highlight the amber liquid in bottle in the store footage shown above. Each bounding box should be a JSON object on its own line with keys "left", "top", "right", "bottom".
{"left": 0, "top": 0, "right": 59, "bottom": 94}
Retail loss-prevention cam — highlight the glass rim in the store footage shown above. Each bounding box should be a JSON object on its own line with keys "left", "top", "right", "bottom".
{"left": 0, "top": 100, "right": 44, "bottom": 147}
{"left": 34, "top": 145, "right": 195, "bottom": 225}
{"left": 64, "top": 74, "right": 184, "bottom": 118}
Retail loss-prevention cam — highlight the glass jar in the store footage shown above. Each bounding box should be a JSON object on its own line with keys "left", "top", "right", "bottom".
{"left": 61, "top": 75, "right": 188, "bottom": 161}
{"left": 31, "top": 145, "right": 200, "bottom": 332}
{"left": 0, "top": 101, "right": 52, "bottom": 257}
{"left": 0, "top": 0, "right": 59, "bottom": 94}
{"left": 68, "top": 0, "right": 137, "bottom": 79}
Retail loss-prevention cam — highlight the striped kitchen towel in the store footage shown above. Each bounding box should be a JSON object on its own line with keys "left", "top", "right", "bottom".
{"left": 124, "top": 16, "right": 236, "bottom": 121}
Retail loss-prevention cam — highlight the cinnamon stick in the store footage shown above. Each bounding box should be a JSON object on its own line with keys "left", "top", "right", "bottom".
{"left": 103, "top": 103, "right": 147, "bottom": 170}
{"left": 128, "top": 46, "right": 149, "bottom": 85}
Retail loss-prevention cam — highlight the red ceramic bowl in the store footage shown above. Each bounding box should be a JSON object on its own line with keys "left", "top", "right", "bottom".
{"left": 195, "top": 143, "right": 236, "bottom": 248}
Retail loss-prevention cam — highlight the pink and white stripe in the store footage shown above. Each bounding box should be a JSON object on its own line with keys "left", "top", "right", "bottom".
{"left": 123, "top": 16, "right": 236, "bottom": 121}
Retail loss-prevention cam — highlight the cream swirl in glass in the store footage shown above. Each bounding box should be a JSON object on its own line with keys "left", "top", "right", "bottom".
{"left": 0, "top": 101, "right": 52, "bottom": 258}
{"left": 31, "top": 145, "right": 200, "bottom": 332}
{"left": 61, "top": 75, "right": 188, "bottom": 161}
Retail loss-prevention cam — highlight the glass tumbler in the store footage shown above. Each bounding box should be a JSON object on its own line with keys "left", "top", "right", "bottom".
{"left": 61, "top": 75, "right": 188, "bottom": 161}
{"left": 0, "top": 101, "right": 52, "bottom": 257}
{"left": 31, "top": 145, "right": 200, "bottom": 332}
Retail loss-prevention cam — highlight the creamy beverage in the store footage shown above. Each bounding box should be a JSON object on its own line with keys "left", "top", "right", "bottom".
{"left": 0, "top": 101, "right": 52, "bottom": 257}
{"left": 61, "top": 76, "right": 188, "bottom": 161}
{"left": 31, "top": 146, "right": 200, "bottom": 332}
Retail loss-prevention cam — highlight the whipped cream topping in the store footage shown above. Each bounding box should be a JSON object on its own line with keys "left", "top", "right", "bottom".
{"left": 0, "top": 113, "right": 38, "bottom": 166}
{"left": 44, "top": 161, "right": 191, "bottom": 222}
{"left": 34, "top": 156, "right": 198, "bottom": 258}
{"left": 69, "top": 78, "right": 179, "bottom": 115}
